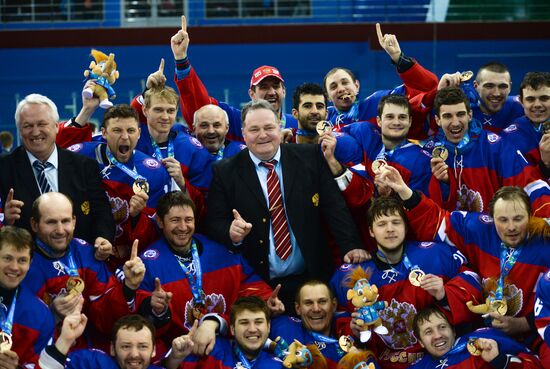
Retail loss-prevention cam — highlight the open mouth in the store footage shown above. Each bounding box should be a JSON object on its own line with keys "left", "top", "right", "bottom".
{"left": 119, "top": 145, "right": 130, "bottom": 154}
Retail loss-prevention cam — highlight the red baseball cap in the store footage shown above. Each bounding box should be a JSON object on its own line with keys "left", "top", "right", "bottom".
{"left": 250, "top": 65, "right": 284, "bottom": 88}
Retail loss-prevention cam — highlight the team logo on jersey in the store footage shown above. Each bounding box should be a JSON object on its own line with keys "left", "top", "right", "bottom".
{"left": 421, "top": 149, "right": 432, "bottom": 158}
{"left": 234, "top": 363, "right": 246, "bottom": 369}
{"left": 75, "top": 238, "right": 87, "bottom": 245}
{"left": 315, "top": 341, "right": 327, "bottom": 351}
{"left": 487, "top": 133, "right": 502, "bottom": 144}
{"left": 457, "top": 184, "right": 484, "bottom": 213}
{"left": 419, "top": 242, "right": 434, "bottom": 249}
{"left": 189, "top": 136, "right": 203, "bottom": 148}
{"left": 333, "top": 131, "right": 343, "bottom": 137}
{"left": 143, "top": 158, "right": 161, "bottom": 169}
{"left": 184, "top": 293, "right": 226, "bottom": 330}
{"left": 339, "top": 264, "right": 353, "bottom": 271}
{"left": 481, "top": 277, "right": 523, "bottom": 317}
{"left": 290, "top": 316, "right": 302, "bottom": 323}
{"left": 378, "top": 299, "right": 418, "bottom": 349}
{"left": 53, "top": 261, "right": 66, "bottom": 276}
{"left": 142, "top": 249, "right": 159, "bottom": 260}
{"left": 478, "top": 214, "right": 494, "bottom": 224}
{"left": 67, "top": 143, "right": 83, "bottom": 152}
{"left": 503, "top": 124, "right": 518, "bottom": 133}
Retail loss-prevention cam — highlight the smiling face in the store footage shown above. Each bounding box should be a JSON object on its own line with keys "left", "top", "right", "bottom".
{"left": 0, "top": 244, "right": 31, "bottom": 290}
{"left": 111, "top": 327, "right": 155, "bottom": 369}
{"left": 31, "top": 194, "right": 75, "bottom": 256}
{"left": 521, "top": 86, "right": 550, "bottom": 124}
{"left": 157, "top": 205, "right": 195, "bottom": 253}
{"left": 143, "top": 95, "right": 178, "bottom": 138}
{"left": 292, "top": 94, "right": 328, "bottom": 131}
{"left": 230, "top": 309, "right": 270, "bottom": 360}
{"left": 377, "top": 103, "right": 412, "bottom": 146}
{"left": 435, "top": 102, "right": 471, "bottom": 144}
{"left": 324, "top": 69, "right": 360, "bottom": 112}
{"left": 18, "top": 103, "right": 58, "bottom": 162}
{"left": 102, "top": 117, "right": 141, "bottom": 163}
{"left": 194, "top": 105, "right": 229, "bottom": 153}
{"left": 417, "top": 313, "right": 456, "bottom": 359}
{"left": 295, "top": 283, "right": 337, "bottom": 336}
{"left": 475, "top": 69, "right": 512, "bottom": 114}
{"left": 242, "top": 108, "right": 281, "bottom": 161}
{"left": 249, "top": 77, "right": 286, "bottom": 115}
{"left": 493, "top": 198, "right": 529, "bottom": 248}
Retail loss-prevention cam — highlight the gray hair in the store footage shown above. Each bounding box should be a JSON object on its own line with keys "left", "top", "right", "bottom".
{"left": 240, "top": 99, "right": 277, "bottom": 128}
{"left": 15, "top": 94, "right": 59, "bottom": 128}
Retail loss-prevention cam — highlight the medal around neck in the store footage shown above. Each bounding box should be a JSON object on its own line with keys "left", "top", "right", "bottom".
{"left": 338, "top": 335, "right": 354, "bottom": 353}
{"left": 542, "top": 120, "right": 550, "bottom": 134}
{"left": 371, "top": 159, "right": 387, "bottom": 175}
{"left": 460, "top": 71, "right": 474, "bottom": 83}
{"left": 432, "top": 146, "right": 449, "bottom": 161}
{"left": 408, "top": 269, "right": 425, "bottom": 287}
{"left": 0, "top": 332, "right": 12, "bottom": 353}
{"left": 316, "top": 120, "right": 334, "bottom": 135}
{"left": 466, "top": 338, "right": 482, "bottom": 356}
{"left": 133, "top": 179, "right": 149, "bottom": 194}
{"left": 66, "top": 276, "right": 85, "bottom": 296}
{"left": 490, "top": 298, "right": 508, "bottom": 316}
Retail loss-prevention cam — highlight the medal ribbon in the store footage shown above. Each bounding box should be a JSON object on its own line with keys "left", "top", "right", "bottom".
{"left": 376, "top": 251, "right": 419, "bottom": 275}
{"left": 150, "top": 134, "right": 175, "bottom": 160}
{"left": 310, "top": 331, "right": 346, "bottom": 358}
{"left": 35, "top": 239, "right": 79, "bottom": 276}
{"left": 335, "top": 101, "right": 359, "bottom": 129}
{"left": 384, "top": 140, "right": 409, "bottom": 160}
{"left": 0, "top": 288, "right": 17, "bottom": 338}
{"left": 495, "top": 243, "right": 522, "bottom": 301}
{"left": 105, "top": 149, "right": 147, "bottom": 183}
{"left": 233, "top": 344, "right": 254, "bottom": 368}
{"left": 215, "top": 145, "right": 225, "bottom": 161}
{"left": 440, "top": 338, "right": 468, "bottom": 360}
{"left": 296, "top": 129, "right": 318, "bottom": 137}
{"left": 174, "top": 239, "right": 204, "bottom": 305}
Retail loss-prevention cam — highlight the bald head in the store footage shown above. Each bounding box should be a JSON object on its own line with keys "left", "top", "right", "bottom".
{"left": 193, "top": 104, "right": 229, "bottom": 153}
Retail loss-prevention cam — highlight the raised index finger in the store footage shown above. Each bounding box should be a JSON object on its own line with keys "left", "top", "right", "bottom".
{"left": 188, "top": 319, "right": 199, "bottom": 337}
{"left": 270, "top": 284, "right": 281, "bottom": 299}
{"left": 6, "top": 188, "right": 14, "bottom": 203}
{"left": 158, "top": 58, "right": 165, "bottom": 74}
{"left": 130, "top": 239, "right": 139, "bottom": 260}
{"left": 376, "top": 23, "right": 384, "bottom": 44}
{"left": 181, "top": 15, "right": 187, "bottom": 31}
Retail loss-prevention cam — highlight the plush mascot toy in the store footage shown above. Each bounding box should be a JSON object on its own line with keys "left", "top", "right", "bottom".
{"left": 337, "top": 347, "right": 378, "bottom": 369}
{"left": 83, "top": 49, "right": 119, "bottom": 109}
{"left": 346, "top": 266, "right": 388, "bottom": 343}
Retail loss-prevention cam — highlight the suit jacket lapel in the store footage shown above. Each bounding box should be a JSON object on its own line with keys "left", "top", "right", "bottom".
{"left": 280, "top": 144, "right": 297, "bottom": 203}
{"left": 57, "top": 147, "right": 72, "bottom": 193}
{"left": 15, "top": 147, "right": 41, "bottom": 200}
{"left": 237, "top": 150, "right": 268, "bottom": 211}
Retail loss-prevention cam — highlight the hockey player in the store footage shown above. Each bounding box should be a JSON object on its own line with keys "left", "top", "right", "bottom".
{"left": 38, "top": 313, "right": 163, "bottom": 369}
{"left": 323, "top": 23, "right": 438, "bottom": 139}
{"left": 410, "top": 306, "right": 542, "bottom": 369}
{"left": 0, "top": 226, "right": 55, "bottom": 369}
{"left": 378, "top": 165, "right": 550, "bottom": 345}
{"left": 136, "top": 191, "right": 282, "bottom": 358}
{"left": 534, "top": 270, "right": 550, "bottom": 368}
{"left": 329, "top": 196, "right": 482, "bottom": 369}
{"left": 166, "top": 296, "right": 282, "bottom": 369}
{"left": 67, "top": 104, "right": 176, "bottom": 267}
{"left": 192, "top": 104, "right": 245, "bottom": 160}
{"left": 424, "top": 86, "right": 550, "bottom": 216}
{"left": 23, "top": 192, "right": 148, "bottom": 350}
{"left": 500, "top": 72, "right": 550, "bottom": 178}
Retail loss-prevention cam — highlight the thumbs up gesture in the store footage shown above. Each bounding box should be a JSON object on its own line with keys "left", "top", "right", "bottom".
{"left": 151, "top": 277, "right": 173, "bottom": 316}
{"left": 229, "top": 209, "right": 252, "bottom": 244}
{"left": 123, "top": 239, "right": 145, "bottom": 290}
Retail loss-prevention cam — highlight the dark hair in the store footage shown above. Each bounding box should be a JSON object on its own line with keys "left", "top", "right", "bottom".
{"left": 434, "top": 87, "right": 471, "bottom": 116}
{"left": 377, "top": 94, "right": 411, "bottom": 117}
{"left": 31, "top": 193, "right": 74, "bottom": 223}
{"left": 102, "top": 104, "right": 139, "bottom": 128}
{"left": 323, "top": 67, "right": 357, "bottom": 92}
{"left": 156, "top": 191, "right": 197, "bottom": 221}
{"left": 367, "top": 196, "right": 408, "bottom": 231}
{"left": 488, "top": 186, "right": 531, "bottom": 217}
{"left": 0, "top": 226, "right": 34, "bottom": 256}
{"left": 412, "top": 306, "right": 451, "bottom": 340}
{"left": 519, "top": 72, "right": 550, "bottom": 101}
{"left": 241, "top": 99, "right": 278, "bottom": 128}
{"left": 111, "top": 314, "right": 156, "bottom": 345}
{"left": 230, "top": 296, "right": 270, "bottom": 326}
{"left": 295, "top": 279, "right": 335, "bottom": 304}
{"left": 476, "top": 62, "right": 509, "bottom": 81}
{"left": 292, "top": 83, "right": 327, "bottom": 110}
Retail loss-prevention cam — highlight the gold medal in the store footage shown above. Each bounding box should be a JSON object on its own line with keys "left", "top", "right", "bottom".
{"left": 460, "top": 71, "right": 474, "bottom": 83}
{"left": 432, "top": 146, "right": 449, "bottom": 161}
{"left": 490, "top": 299, "right": 507, "bottom": 316}
{"left": 66, "top": 276, "right": 85, "bottom": 296}
{"left": 542, "top": 120, "right": 550, "bottom": 134}
{"left": 132, "top": 179, "right": 149, "bottom": 195}
{"left": 408, "top": 269, "right": 425, "bottom": 287}
{"left": 341, "top": 93, "right": 354, "bottom": 101}
{"left": 0, "top": 332, "right": 12, "bottom": 353}
{"left": 371, "top": 159, "right": 387, "bottom": 174}
{"left": 466, "top": 338, "right": 482, "bottom": 356}
{"left": 316, "top": 120, "right": 334, "bottom": 136}
{"left": 338, "top": 335, "right": 354, "bottom": 353}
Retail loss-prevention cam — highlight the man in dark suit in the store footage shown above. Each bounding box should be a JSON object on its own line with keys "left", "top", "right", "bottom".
{"left": 0, "top": 93, "right": 114, "bottom": 249}
{"left": 206, "top": 99, "right": 367, "bottom": 308}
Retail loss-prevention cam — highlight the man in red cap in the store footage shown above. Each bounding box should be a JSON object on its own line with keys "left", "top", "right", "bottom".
{"left": 169, "top": 16, "right": 298, "bottom": 142}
